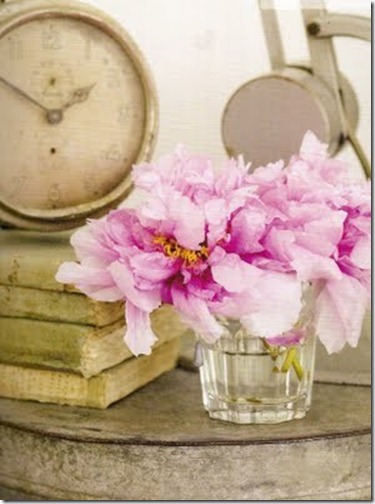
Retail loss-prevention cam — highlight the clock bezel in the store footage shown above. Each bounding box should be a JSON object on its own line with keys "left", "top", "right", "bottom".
{"left": 0, "top": 0, "right": 158, "bottom": 230}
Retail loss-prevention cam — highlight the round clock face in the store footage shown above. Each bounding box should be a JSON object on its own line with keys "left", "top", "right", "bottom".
{"left": 0, "top": 2, "right": 157, "bottom": 229}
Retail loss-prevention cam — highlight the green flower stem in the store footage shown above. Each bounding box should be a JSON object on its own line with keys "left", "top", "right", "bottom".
{"left": 281, "top": 347, "right": 304, "bottom": 381}
{"left": 261, "top": 339, "right": 304, "bottom": 382}
{"left": 292, "top": 356, "right": 304, "bottom": 381}
{"left": 260, "top": 338, "right": 279, "bottom": 360}
{"left": 281, "top": 347, "right": 296, "bottom": 372}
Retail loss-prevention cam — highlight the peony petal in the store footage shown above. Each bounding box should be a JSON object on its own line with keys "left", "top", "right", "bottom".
{"left": 138, "top": 195, "right": 168, "bottom": 223}
{"left": 290, "top": 245, "right": 342, "bottom": 282}
{"left": 210, "top": 289, "right": 258, "bottom": 319}
{"left": 204, "top": 198, "right": 226, "bottom": 225}
{"left": 350, "top": 236, "right": 371, "bottom": 270}
{"left": 226, "top": 186, "right": 255, "bottom": 215}
{"left": 211, "top": 253, "right": 262, "bottom": 293}
{"left": 171, "top": 282, "right": 224, "bottom": 343}
{"left": 129, "top": 251, "right": 178, "bottom": 283}
{"left": 132, "top": 162, "right": 161, "bottom": 190}
{"left": 351, "top": 214, "right": 371, "bottom": 236}
{"left": 264, "top": 228, "right": 295, "bottom": 263}
{"left": 229, "top": 208, "right": 266, "bottom": 254}
{"left": 55, "top": 261, "right": 85, "bottom": 285}
{"left": 207, "top": 246, "right": 227, "bottom": 266}
{"left": 109, "top": 261, "right": 161, "bottom": 312}
{"left": 299, "top": 211, "right": 346, "bottom": 256}
{"left": 85, "top": 286, "right": 124, "bottom": 302}
{"left": 251, "top": 160, "right": 284, "bottom": 184}
{"left": 315, "top": 276, "right": 368, "bottom": 353}
{"left": 105, "top": 209, "right": 138, "bottom": 247}
{"left": 299, "top": 130, "right": 328, "bottom": 160}
{"left": 168, "top": 194, "right": 205, "bottom": 250}
{"left": 70, "top": 222, "right": 118, "bottom": 264}
{"left": 124, "top": 301, "right": 158, "bottom": 356}
{"left": 266, "top": 329, "right": 305, "bottom": 347}
{"left": 55, "top": 262, "right": 123, "bottom": 301}
{"left": 240, "top": 272, "right": 302, "bottom": 337}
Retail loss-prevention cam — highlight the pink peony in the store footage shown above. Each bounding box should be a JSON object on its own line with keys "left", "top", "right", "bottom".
{"left": 244, "top": 132, "right": 371, "bottom": 352}
{"left": 56, "top": 132, "right": 371, "bottom": 356}
{"left": 266, "top": 329, "right": 305, "bottom": 347}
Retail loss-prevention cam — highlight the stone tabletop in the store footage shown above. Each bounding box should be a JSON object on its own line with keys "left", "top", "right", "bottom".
{"left": 0, "top": 368, "right": 370, "bottom": 445}
{"left": 0, "top": 368, "right": 371, "bottom": 500}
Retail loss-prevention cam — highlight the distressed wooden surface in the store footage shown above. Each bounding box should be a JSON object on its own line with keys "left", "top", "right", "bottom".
{"left": 0, "top": 368, "right": 370, "bottom": 500}
{"left": 0, "top": 368, "right": 369, "bottom": 444}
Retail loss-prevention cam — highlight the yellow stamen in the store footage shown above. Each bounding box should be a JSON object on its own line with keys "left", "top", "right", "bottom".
{"left": 153, "top": 235, "right": 209, "bottom": 265}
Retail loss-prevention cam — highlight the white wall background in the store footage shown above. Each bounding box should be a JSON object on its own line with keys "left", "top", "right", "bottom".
{"left": 84, "top": 0, "right": 370, "bottom": 182}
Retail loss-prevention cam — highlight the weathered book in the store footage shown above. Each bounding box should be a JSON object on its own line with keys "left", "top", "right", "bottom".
{"left": 0, "top": 305, "right": 185, "bottom": 378}
{"left": 0, "top": 284, "right": 123, "bottom": 326}
{"left": 0, "top": 230, "right": 77, "bottom": 292}
{"left": 0, "top": 338, "right": 179, "bottom": 408}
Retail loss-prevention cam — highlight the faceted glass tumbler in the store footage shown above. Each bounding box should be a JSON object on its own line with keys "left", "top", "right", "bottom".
{"left": 198, "top": 293, "right": 317, "bottom": 424}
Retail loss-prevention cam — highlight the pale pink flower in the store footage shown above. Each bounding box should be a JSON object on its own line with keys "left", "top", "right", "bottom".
{"left": 247, "top": 131, "right": 371, "bottom": 353}
{"left": 266, "top": 329, "right": 305, "bottom": 347}
{"left": 56, "top": 132, "right": 371, "bottom": 356}
{"left": 56, "top": 157, "right": 300, "bottom": 355}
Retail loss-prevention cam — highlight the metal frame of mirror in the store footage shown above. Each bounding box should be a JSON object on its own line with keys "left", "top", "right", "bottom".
{"left": 222, "top": 0, "right": 371, "bottom": 177}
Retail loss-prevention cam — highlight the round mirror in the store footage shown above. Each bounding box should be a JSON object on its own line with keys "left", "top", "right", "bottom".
{"left": 222, "top": 67, "right": 358, "bottom": 169}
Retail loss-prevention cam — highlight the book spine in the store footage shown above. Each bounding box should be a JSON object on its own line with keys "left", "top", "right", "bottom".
{"left": 0, "top": 285, "right": 123, "bottom": 326}
{"left": 0, "top": 249, "right": 76, "bottom": 292}
{"left": 0, "top": 339, "right": 179, "bottom": 409}
{"left": 0, "top": 305, "right": 185, "bottom": 378}
{"left": 0, "top": 230, "right": 78, "bottom": 292}
{"left": 0, "top": 316, "right": 122, "bottom": 375}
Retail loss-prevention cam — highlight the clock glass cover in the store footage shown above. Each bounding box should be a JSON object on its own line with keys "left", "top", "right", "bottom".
{"left": 0, "top": 7, "right": 156, "bottom": 227}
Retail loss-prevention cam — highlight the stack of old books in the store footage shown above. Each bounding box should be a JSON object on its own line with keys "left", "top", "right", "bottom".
{"left": 0, "top": 231, "right": 183, "bottom": 408}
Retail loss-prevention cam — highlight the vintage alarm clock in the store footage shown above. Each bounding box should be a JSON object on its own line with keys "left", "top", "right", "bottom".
{"left": 0, "top": 0, "right": 158, "bottom": 230}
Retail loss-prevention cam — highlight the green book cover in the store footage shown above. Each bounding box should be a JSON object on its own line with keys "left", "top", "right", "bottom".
{"left": 0, "top": 284, "right": 123, "bottom": 326}
{"left": 0, "top": 305, "right": 185, "bottom": 378}
{"left": 0, "top": 230, "right": 76, "bottom": 291}
{"left": 0, "top": 338, "right": 179, "bottom": 409}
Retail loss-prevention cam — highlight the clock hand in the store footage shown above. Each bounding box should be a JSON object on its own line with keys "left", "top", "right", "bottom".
{"left": 0, "top": 77, "right": 95, "bottom": 124}
{"left": 0, "top": 75, "right": 64, "bottom": 125}
{"left": 44, "top": 84, "right": 96, "bottom": 124}
{"left": 62, "top": 83, "right": 96, "bottom": 110}
{"left": 0, "top": 74, "right": 50, "bottom": 112}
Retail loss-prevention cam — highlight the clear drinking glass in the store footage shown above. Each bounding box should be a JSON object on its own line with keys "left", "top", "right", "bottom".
{"left": 198, "top": 286, "right": 316, "bottom": 424}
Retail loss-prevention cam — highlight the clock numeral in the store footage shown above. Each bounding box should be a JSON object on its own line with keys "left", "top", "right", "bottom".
{"left": 8, "top": 174, "right": 27, "bottom": 201}
{"left": 101, "top": 145, "right": 121, "bottom": 161}
{"left": 83, "top": 173, "right": 100, "bottom": 196}
{"left": 42, "top": 27, "right": 63, "bottom": 50}
{"left": 107, "top": 69, "right": 121, "bottom": 89}
{"left": 117, "top": 105, "right": 132, "bottom": 124}
{"left": 84, "top": 38, "right": 92, "bottom": 60}
{"left": 48, "top": 183, "right": 62, "bottom": 206}
{"left": 9, "top": 38, "right": 23, "bottom": 60}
